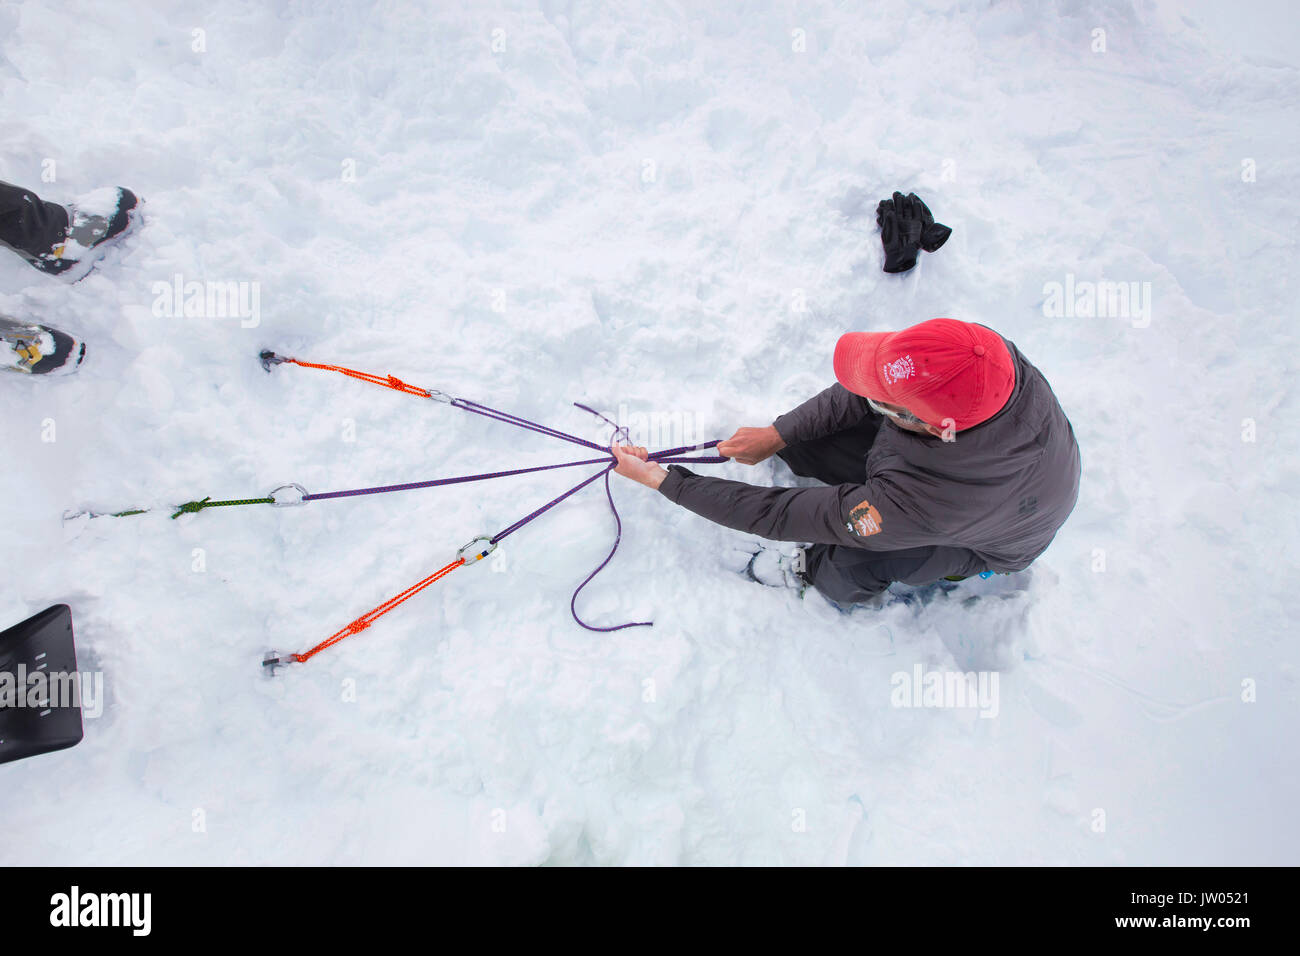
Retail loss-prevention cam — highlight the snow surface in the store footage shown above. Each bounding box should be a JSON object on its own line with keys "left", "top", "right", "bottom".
{"left": 2, "top": 0, "right": 1297, "bottom": 865}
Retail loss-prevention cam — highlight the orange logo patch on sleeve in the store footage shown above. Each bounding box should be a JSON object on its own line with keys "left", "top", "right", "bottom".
{"left": 848, "top": 499, "right": 883, "bottom": 537}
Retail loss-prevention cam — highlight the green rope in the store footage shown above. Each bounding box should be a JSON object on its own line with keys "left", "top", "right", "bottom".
{"left": 170, "top": 496, "right": 274, "bottom": 519}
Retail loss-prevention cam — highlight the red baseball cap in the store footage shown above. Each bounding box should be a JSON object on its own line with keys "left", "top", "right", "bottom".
{"left": 832, "top": 318, "right": 1015, "bottom": 431}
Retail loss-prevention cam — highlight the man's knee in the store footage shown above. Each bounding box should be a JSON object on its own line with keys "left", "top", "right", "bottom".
{"left": 776, "top": 442, "right": 831, "bottom": 482}
{"left": 802, "top": 544, "right": 893, "bottom": 603}
{"left": 776, "top": 419, "right": 882, "bottom": 487}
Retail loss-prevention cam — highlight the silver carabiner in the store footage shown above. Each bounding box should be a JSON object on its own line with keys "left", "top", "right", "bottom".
{"left": 269, "top": 483, "right": 309, "bottom": 507}
{"left": 457, "top": 535, "right": 498, "bottom": 564}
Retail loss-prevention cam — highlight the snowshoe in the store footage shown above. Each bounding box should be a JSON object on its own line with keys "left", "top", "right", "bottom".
{"left": 1, "top": 317, "right": 85, "bottom": 375}
{"left": 724, "top": 543, "right": 809, "bottom": 595}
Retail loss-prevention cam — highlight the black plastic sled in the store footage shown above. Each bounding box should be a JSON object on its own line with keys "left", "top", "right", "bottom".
{"left": 0, "top": 604, "right": 84, "bottom": 765}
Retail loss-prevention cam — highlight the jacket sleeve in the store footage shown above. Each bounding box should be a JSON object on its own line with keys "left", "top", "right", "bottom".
{"left": 772, "top": 383, "right": 876, "bottom": 445}
{"left": 657, "top": 465, "right": 943, "bottom": 551}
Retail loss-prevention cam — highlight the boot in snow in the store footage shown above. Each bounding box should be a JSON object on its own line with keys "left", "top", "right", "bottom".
{"left": 21, "top": 186, "right": 141, "bottom": 280}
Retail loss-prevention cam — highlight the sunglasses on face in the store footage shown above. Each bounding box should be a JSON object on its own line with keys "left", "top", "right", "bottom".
{"left": 867, "top": 397, "right": 925, "bottom": 426}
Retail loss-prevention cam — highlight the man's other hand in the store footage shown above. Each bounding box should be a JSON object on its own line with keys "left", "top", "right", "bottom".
{"left": 717, "top": 425, "right": 786, "bottom": 465}
{"left": 610, "top": 444, "right": 667, "bottom": 489}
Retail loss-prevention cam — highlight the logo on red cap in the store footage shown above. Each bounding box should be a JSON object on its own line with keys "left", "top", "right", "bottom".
{"left": 881, "top": 355, "right": 916, "bottom": 385}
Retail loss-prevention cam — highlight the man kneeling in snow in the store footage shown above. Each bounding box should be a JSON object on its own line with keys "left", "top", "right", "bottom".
{"left": 610, "top": 318, "right": 1081, "bottom": 604}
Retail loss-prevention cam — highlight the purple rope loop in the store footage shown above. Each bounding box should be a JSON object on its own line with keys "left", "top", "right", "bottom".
{"left": 569, "top": 467, "right": 651, "bottom": 631}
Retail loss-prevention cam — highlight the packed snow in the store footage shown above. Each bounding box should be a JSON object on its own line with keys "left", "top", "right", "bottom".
{"left": 1, "top": 0, "right": 1297, "bottom": 864}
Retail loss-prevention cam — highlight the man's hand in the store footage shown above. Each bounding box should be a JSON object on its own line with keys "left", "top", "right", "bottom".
{"left": 610, "top": 444, "right": 667, "bottom": 490}
{"left": 717, "top": 425, "right": 786, "bottom": 465}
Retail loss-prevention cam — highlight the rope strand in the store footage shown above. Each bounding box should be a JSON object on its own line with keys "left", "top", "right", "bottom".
{"left": 290, "top": 557, "right": 465, "bottom": 663}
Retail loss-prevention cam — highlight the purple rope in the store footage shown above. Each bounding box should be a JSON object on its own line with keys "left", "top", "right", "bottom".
{"left": 573, "top": 402, "right": 631, "bottom": 445}
{"left": 445, "top": 399, "right": 732, "bottom": 629}
{"left": 452, "top": 398, "right": 607, "bottom": 452}
{"left": 568, "top": 468, "right": 649, "bottom": 631}
{"left": 299, "top": 381, "right": 732, "bottom": 632}
{"left": 480, "top": 415, "right": 730, "bottom": 631}
{"left": 489, "top": 465, "right": 612, "bottom": 544}
{"left": 302, "top": 456, "right": 610, "bottom": 502}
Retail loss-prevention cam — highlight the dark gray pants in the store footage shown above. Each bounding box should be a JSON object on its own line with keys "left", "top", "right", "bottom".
{"left": 776, "top": 417, "right": 987, "bottom": 603}
{"left": 0, "top": 181, "right": 69, "bottom": 260}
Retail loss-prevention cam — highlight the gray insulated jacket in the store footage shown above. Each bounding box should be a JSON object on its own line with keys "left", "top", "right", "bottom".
{"left": 657, "top": 337, "right": 1081, "bottom": 572}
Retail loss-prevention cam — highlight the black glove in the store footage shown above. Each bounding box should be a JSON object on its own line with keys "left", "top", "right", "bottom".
{"left": 876, "top": 195, "right": 922, "bottom": 273}
{"left": 900, "top": 191, "right": 951, "bottom": 253}
{"left": 876, "top": 191, "right": 951, "bottom": 273}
